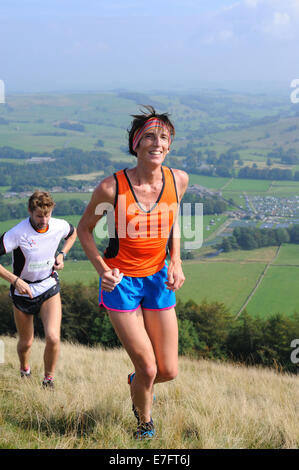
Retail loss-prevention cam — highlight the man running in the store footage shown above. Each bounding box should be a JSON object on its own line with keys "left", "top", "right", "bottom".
{"left": 77, "top": 106, "right": 188, "bottom": 438}
{"left": 0, "top": 191, "right": 77, "bottom": 388}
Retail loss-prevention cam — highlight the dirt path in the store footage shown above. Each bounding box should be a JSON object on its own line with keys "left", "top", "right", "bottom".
{"left": 235, "top": 244, "right": 282, "bottom": 319}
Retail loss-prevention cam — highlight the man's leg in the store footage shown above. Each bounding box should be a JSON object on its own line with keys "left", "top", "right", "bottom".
{"left": 107, "top": 306, "right": 157, "bottom": 424}
{"left": 39, "top": 293, "right": 62, "bottom": 378}
{"left": 13, "top": 306, "right": 34, "bottom": 371}
{"left": 142, "top": 307, "right": 178, "bottom": 384}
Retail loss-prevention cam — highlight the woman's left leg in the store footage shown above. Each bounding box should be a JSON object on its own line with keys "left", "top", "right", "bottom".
{"left": 142, "top": 307, "right": 178, "bottom": 384}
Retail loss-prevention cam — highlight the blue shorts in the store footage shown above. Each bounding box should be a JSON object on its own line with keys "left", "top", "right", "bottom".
{"left": 99, "top": 264, "right": 176, "bottom": 312}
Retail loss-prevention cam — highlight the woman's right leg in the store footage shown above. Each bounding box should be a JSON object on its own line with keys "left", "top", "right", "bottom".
{"left": 107, "top": 306, "right": 157, "bottom": 424}
{"left": 13, "top": 306, "right": 34, "bottom": 371}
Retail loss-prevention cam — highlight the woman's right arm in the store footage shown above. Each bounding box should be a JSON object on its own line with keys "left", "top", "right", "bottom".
{"left": 77, "top": 175, "right": 122, "bottom": 290}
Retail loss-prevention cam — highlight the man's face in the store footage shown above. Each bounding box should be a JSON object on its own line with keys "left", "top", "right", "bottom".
{"left": 29, "top": 208, "right": 52, "bottom": 230}
{"left": 136, "top": 127, "right": 170, "bottom": 165}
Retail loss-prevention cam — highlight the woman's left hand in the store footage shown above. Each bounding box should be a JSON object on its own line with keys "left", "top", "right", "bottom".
{"left": 165, "top": 258, "right": 185, "bottom": 291}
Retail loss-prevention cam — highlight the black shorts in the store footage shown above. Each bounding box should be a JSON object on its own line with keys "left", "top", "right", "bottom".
{"left": 11, "top": 282, "right": 60, "bottom": 315}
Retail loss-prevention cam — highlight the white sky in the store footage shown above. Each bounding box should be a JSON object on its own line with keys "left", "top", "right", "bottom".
{"left": 0, "top": 0, "right": 299, "bottom": 92}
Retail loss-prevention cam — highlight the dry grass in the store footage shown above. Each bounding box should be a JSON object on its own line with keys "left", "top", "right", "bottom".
{"left": 0, "top": 336, "right": 298, "bottom": 449}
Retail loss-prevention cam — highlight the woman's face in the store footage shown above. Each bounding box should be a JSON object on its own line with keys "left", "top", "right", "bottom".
{"left": 136, "top": 126, "right": 170, "bottom": 165}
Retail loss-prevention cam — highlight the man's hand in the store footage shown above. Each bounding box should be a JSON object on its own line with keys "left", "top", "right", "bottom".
{"left": 165, "top": 259, "right": 185, "bottom": 291}
{"left": 54, "top": 253, "right": 64, "bottom": 270}
{"left": 101, "top": 268, "right": 123, "bottom": 292}
{"left": 14, "top": 278, "right": 33, "bottom": 299}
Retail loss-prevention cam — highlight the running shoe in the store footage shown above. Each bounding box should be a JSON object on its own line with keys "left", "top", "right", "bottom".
{"left": 42, "top": 375, "right": 54, "bottom": 389}
{"left": 20, "top": 367, "right": 31, "bottom": 378}
{"left": 135, "top": 418, "right": 156, "bottom": 440}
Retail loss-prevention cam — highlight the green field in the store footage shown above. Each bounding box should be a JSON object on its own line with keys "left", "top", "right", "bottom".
{"left": 188, "top": 175, "right": 299, "bottom": 202}
{"left": 223, "top": 178, "right": 272, "bottom": 193}
{"left": 0, "top": 93, "right": 136, "bottom": 156}
{"left": 189, "top": 174, "right": 230, "bottom": 189}
{"left": 246, "top": 265, "right": 299, "bottom": 318}
{"left": 59, "top": 260, "right": 98, "bottom": 285}
{"left": 272, "top": 243, "right": 299, "bottom": 265}
{"left": 177, "top": 260, "right": 266, "bottom": 315}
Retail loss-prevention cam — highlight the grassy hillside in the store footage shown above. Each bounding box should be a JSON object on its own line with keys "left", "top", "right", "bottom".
{"left": 0, "top": 336, "right": 298, "bottom": 449}
{"left": 0, "top": 90, "right": 297, "bottom": 162}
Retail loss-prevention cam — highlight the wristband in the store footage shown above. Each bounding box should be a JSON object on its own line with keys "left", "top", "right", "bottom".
{"left": 13, "top": 277, "right": 19, "bottom": 288}
{"left": 58, "top": 251, "right": 66, "bottom": 260}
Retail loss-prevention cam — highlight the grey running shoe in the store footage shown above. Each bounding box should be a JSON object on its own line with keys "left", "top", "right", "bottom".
{"left": 42, "top": 375, "right": 54, "bottom": 389}
{"left": 20, "top": 367, "right": 31, "bottom": 378}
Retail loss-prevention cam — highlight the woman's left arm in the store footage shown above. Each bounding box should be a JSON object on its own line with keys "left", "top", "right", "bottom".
{"left": 166, "top": 170, "right": 189, "bottom": 291}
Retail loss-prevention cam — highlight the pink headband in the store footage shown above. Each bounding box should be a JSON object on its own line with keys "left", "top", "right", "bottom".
{"left": 132, "top": 117, "right": 171, "bottom": 152}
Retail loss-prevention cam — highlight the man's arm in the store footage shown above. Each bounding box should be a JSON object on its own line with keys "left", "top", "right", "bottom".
{"left": 54, "top": 227, "right": 77, "bottom": 270}
{"left": 0, "top": 231, "right": 33, "bottom": 297}
{"left": 0, "top": 263, "right": 33, "bottom": 298}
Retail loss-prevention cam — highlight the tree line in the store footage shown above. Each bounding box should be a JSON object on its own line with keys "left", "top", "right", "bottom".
{"left": 0, "top": 147, "right": 123, "bottom": 190}
{"left": 238, "top": 166, "right": 295, "bottom": 181}
{"left": 0, "top": 198, "right": 87, "bottom": 222}
{"left": 181, "top": 192, "right": 227, "bottom": 215}
{"left": 218, "top": 225, "right": 299, "bottom": 252}
{"left": 0, "top": 282, "right": 297, "bottom": 373}
{"left": 0, "top": 192, "right": 226, "bottom": 224}
{"left": 169, "top": 144, "right": 299, "bottom": 181}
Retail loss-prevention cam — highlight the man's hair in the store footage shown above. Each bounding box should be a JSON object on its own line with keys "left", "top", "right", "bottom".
{"left": 128, "top": 105, "right": 175, "bottom": 157}
{"left": 28, "top": 191, "right": 56, "bottom": 214}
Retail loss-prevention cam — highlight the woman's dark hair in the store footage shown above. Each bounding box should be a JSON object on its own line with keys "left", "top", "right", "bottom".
{"left": 128, "top": 105, "right": 175, "bottom": 157}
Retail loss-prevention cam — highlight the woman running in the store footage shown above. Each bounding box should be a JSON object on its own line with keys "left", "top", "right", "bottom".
{"left": 77, "top": 106, "right": 188, "bottom": 438}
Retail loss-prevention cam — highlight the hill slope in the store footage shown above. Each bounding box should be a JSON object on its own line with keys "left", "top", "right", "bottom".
{"left": 0, "top": 336, "right": 298, "bottom": 449}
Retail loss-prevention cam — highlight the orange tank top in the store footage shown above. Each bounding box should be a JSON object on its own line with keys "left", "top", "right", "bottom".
{"left": 103, "top": 166, "right": 179, "bottom": 277}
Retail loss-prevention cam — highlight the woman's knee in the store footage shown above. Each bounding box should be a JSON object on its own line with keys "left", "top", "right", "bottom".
{"left": 157, "top": 365, "right": 178, "bottom": 382}
{"left": 136, "top": 362, "right": 157, "bottom": 386}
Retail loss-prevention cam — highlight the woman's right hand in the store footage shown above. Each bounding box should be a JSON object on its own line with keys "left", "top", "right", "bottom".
{"left": 101, "top": 268, "right": 123, "bottom": 292}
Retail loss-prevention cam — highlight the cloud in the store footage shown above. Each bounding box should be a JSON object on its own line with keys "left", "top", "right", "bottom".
{"left": 273, "top": 11, "right": 291, "bottom": 27}
{"left": 244, "top": 0, "right": 259, "bottom": 7}
{"left": 203, "top": 28, "right": 238, "bottom": 44}
{"left": 213, "top": 0, "right": 299, "bottom": 41}
{"left": 260, "top": 10, "right": 294, "bottom": 38}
